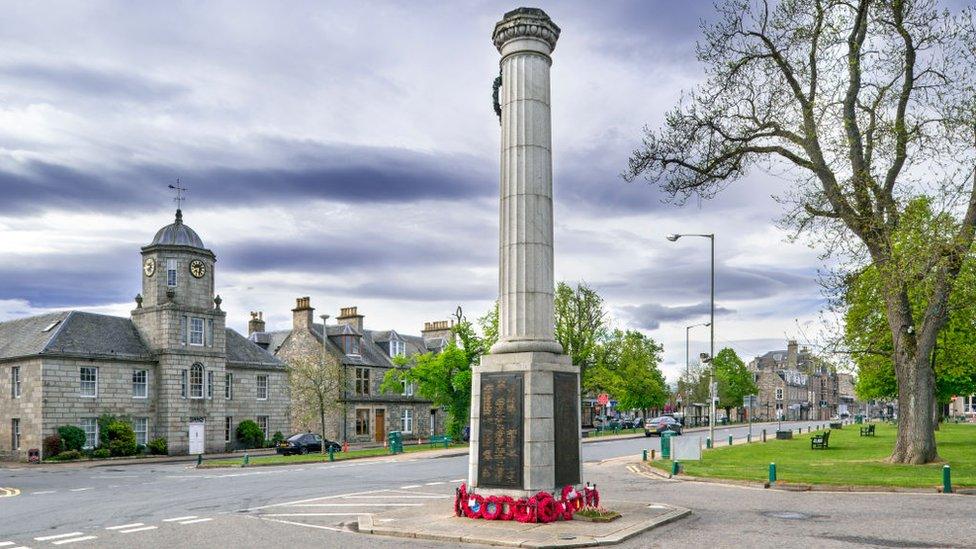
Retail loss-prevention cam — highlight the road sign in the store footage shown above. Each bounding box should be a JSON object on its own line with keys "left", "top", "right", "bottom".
{"left": 597, "top": 393, "right": 609, "bottom": 405}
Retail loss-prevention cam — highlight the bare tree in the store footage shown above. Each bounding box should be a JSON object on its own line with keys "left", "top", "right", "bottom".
{"left": 287, "top": 353, "right": 344, "bottom": 453}
{"left": 625, "top": 0, "right": 976, "bottom": 463}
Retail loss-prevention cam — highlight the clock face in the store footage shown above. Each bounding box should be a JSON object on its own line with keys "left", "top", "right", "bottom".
{"left": 189, "top": 259, "right": 206, "bottom": 279}
{"left": 143, "top": 258, "right": 156, "bottom": 277}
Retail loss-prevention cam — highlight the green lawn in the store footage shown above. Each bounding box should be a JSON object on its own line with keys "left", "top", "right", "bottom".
{"left": 200, "top": 442, "right": 467, "bottom": 468}
{"left": 659, "top": 423, "right": 976, "bottom": 488}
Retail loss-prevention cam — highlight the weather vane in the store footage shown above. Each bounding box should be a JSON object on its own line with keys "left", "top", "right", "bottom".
{"left": 168, "top": 179, "right": 187, "bottom": 210}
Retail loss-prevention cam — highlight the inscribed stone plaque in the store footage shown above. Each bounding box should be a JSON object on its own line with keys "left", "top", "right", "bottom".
{"left": 478, "top": 372, "right": 524, "bottom": 489}
{"left": 553, "top": 371, "right": 581, "bottom": 487}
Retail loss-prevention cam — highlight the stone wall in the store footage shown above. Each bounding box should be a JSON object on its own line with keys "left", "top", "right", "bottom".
{"left": 224, "top": 365, "right": 290, "bottom": 449}
{"left": 0, "top": 358, "right": 43, "bottom": 460}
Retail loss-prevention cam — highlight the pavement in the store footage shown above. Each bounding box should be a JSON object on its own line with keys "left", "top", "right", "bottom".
{"left": 3, "top": 419, "right": 972, "bottom": 548}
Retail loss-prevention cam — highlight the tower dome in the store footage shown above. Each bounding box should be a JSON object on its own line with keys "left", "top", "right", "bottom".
{"left": 149, "top": 209, "right": 205, "bottom": 248}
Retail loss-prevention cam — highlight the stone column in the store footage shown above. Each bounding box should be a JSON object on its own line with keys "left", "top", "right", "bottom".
{"left": 469, "top": 7, "right": 581, "bottom": 498}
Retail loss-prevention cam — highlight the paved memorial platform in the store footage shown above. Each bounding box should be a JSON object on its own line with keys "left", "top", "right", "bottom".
{"left": 356, "top": 499, "right": 691, "bottom": 548}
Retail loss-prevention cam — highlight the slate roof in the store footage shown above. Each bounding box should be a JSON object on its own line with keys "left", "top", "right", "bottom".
{"left": 0, "top": 311, "right": 151, "bottom": 362}
{"left": 225, "top": 328, "right": 283, "bottom": 368}
{"left": 261, "top": 322, "right": 441, "bottom": 369}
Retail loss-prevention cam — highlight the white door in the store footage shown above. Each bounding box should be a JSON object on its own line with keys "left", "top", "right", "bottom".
{"left": 189, "top": 422, "right": 205, "bottom": 455}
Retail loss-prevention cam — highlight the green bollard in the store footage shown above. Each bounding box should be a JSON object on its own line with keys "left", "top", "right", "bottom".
{"left": 769, "top": 462, "right": 777, "bottom": 484}
{"left": 196, "top": 454, "right": 202, "bottom": 467}
{"left": 706, "top": 437, "right": 712, "bottom": 449}
{"left": 642, "top": 449, "right": 648, "bottom": 461}
{"left": 328, "top": 446, "right": 335, "bottom": 462}
{"left": 671, "top": 460, "right": 680, "bottom": 476}
{"left": 243, "top": 452, "right": 249, "bottom": 467}
{"left": 943, "top": 465, "right": 952, "bottom": 494}
{"left": 728, "top": 435, "right": 733, "bottom": 446}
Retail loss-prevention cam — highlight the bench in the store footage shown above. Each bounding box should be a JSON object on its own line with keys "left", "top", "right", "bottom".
{"left": 859, "top": 424, "right": 875, "bottom": 437}
{"left": 811, "top": 430, "right": 830, "bottom": 449}
{"left": 429, "top": 435, "right": 453, "bottom": 448}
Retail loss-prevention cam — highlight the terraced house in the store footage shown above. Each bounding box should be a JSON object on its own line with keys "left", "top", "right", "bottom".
{"left": 0, "top": 209, "right": 288, "bottom": 460}
{"left": 249, "top": 299, "right": 449, "bottom": 444}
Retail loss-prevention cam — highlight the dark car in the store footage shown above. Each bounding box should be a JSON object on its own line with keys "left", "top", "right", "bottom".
{"left": 644, "top": 416, "right": 683, "bottom": 437}
{"left": 622, "top": 417, "right": 644, "bottom": 429}
{"left": 276, "top": 433, "right": 341, "bottom": 455}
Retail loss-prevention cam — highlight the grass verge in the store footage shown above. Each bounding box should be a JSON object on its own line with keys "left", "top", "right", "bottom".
{"left": 659, "top": 422, "right": 975, "bottom": 489}
{"left": 199, "top": 442, "right": 467, "bottom": 468}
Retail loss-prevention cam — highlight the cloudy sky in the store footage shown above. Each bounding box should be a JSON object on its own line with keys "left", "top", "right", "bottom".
{"left": 0, "top": 1, "right": 851, "bottom": 381}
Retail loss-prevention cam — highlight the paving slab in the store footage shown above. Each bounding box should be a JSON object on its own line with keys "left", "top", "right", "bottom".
{"left": 356, "top": 498, "right": 691, "bottom": 548}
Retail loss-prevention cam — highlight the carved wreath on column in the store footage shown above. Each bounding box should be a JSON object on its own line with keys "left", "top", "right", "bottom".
{"left": 492, "top": 72, "right": 502, "bottom": 122}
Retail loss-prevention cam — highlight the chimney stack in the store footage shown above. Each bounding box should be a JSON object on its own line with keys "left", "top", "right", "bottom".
{"left": 293, "top": 297, "right": 314, "bottom": 331}
{"left": 421, "top": 319, "right": 454, "bottom": 343}
{"left": 787, "top": 340, "right": 799, "bottom": 370}
{"left": 248, "top": 311, "right": 266, "bottom": 336}
{"left": 336, "top": 306, "right": 364, "bottom": 333}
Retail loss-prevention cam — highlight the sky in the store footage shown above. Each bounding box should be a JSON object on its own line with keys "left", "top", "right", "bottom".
{"left": 0, "top": 0, "right": 842, "bottom": 381}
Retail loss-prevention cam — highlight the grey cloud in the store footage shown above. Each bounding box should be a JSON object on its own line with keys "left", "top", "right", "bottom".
{"left": 620, "top": 301, "right": 736, "bottom": 331}
{"left": 0, "top": 62, "right": 187, "bottom": 101}
{"left": 0, "top": 246, "right": 139, "bottom": 308}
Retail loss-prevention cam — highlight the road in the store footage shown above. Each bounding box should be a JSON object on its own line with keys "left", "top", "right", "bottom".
{"left": 5, "top": 419, "right": 968, "bottom": 548}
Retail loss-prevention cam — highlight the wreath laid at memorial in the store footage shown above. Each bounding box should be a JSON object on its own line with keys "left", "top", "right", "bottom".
{"left": 454, "top": 483, "right": 600, "bottom": 523}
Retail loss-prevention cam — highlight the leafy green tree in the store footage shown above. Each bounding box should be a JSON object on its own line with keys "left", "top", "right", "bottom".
{"left": 554, "top": 281, "right": 608, "bottom": 395}
{"left": 105, "top": 420, "right": 138, "bottom": 457}
{"left": 596, "top": 330, "right": 669, "bottom": 416}
{"left": 845, "top": 199, "right": 976, "bottom": 421}
{"left": 624, "top": 0, "right": 976, "bottom": 464}
{"left": 713, "top": 348, "right": 758, "bottom": 422}
{"left": 287, "top": 352, "right": 344, "bottom": 452}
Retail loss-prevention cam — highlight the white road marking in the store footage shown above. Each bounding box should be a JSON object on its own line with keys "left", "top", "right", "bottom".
{"left": 162, "top": 516, "right": 197, "bottom": 522}
{"left": 257, "top": 517, "right": 345, "bottom": 532}
{"left": 35, "top": 532, "right": 84, "bottom": 541}
{"left": 399, "top": 484, "right": 421, "bottom": 489}
{"left": 292, "top": 503, "right": 424, "bottom": 507}
{"left": 69, "top": 488, "right": 92, "bottom": 492}
{"left": 262, "top": 513, "right": 363, "bottom": 517}
{"left": 0, "top": 542, "right": 15, "bottom": 547}
{"left": 450, "top": 478, "right": 465, "bottom": 482}
{"left": 343, "top": 495, "right": 448, "bottom": 499}
{"left": 105, "top": 523, "right": 143, "bottom": 530}
{"left": 423, "top": 481, "right": 444, "bottom": 486}
{"left": 120, "top": 526, "right": 157, "bottom": 534}
{"left": 52, "top": 536, "right": 98, "bottom": 545}
{"left": 31, "top": 490, "right": 56, "bottom": 495}
{"left": 240, "top": 488, "right": 388, "bottom": 511}
{"left": 178, "top": 518, "right": 213, "bottom": 525}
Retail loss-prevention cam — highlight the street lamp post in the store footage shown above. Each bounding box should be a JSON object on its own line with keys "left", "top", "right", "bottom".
{"left": 668, "top": 233, "right": 715, "bottom": 446}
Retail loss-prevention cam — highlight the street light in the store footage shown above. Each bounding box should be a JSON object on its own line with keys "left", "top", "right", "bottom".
{"left": 668, "top": 232, "right": 716, "bottom": 446}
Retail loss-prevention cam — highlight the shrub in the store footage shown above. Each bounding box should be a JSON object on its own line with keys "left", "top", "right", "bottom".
{"left": 51, "top": 450, "right": 82, "bottom": 461}
{"left": 58, "top": 425, "right": 86, "bottom": 452}
{"left": 147, "top": 437, "right": 168, "bottom": 455}
{"left": 93, "top": 448, "right": 111, "bottom": 459}
{"left": 236, "top": 420, "right": 264, "bottom": 449}
{"left": 105, "top": 420, "right": 138, "bottom": 457}
{"left": 43, "top": 435, "right": 63, "bottom": 458}
{"left": 271, "top": 431, "right": 285, "bottom": 445}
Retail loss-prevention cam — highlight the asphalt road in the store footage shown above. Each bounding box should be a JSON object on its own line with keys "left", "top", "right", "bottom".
{"left": 6, "top": 419, "right": 961, "bottom": 549}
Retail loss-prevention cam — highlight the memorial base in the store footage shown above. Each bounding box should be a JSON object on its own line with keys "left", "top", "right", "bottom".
{"left": 469, "top": 351, "right": 582, "bottom": 498}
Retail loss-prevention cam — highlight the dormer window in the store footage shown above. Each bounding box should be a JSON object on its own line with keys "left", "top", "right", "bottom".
{"left": 342, "top": 335, "right": 360, "bottom": 356}
{"left": 390, "top": 338, "right": 405, "bottom": 358}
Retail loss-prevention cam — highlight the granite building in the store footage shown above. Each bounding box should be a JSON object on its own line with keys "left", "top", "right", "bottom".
{"left": 249, "top": 299, "right": 448, "bottom": 444}
{"left": 0, "top": 209, "right": 288, "bottom": 460}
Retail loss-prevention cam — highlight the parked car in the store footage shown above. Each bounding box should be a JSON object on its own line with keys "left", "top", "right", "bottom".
{"left": 622, "top": 417, "right": 644, "bottom": 429}
{"left": 644, "top": 416, "right": 683, "bottom": 437}
{"left": 276, "top": 433, "right": 341, "bottom": 455}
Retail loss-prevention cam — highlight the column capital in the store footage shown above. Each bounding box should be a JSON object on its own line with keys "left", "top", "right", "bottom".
{"left": 493, "top": 7, "right": 560, "bottom": 57}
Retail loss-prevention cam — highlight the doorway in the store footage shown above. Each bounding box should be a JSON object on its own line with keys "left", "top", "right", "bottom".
{"left": 188, "top": 421, "right": 205, "bottom": 455}
{"left": 374, "top": 409, "right": 385, "bottom": 442}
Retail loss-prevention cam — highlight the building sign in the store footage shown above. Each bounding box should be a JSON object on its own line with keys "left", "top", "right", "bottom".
{"left": 478, "top": 372, "right": 523, "bottom": 489}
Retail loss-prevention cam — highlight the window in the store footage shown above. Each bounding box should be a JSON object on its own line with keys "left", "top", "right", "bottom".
{"left": 390, "top": 339, "right": 405, "bottom": 358}
{"left": 343, "top": 335, "right": 360, "bottom": 355}
{"left": 190, "top": 363, "right": 204, "bottom": 399}
{"left": 225, "top": 416, "right": 233, "bottom": 442}
{"left": 355, "top": 368, "right": 370, "bottom": 396}
{"left": 80, "top": 367, "right": 97, "bottom": 397}
{"left": 189, "top": 317, "right": 204, "bottom": 346}
{"left": 775, "top": 388, "right": 784, "bottom": 401}
{"left": 402, "top": 380, "right": 414, "bottom": 397}
{"left": 11, "top": 366, "right": 21, "bottom": 398}
{"left": 11, "top": 418, "right": 20, "bottom": 451}
{"left": 225, "top": 373, "right": 233, "bottom": 400}
{"left": 401, "top": 409, "right": 413, "bottom": 434}
{"left": 134, "top": 417, "right": 148, "bottom": 446}
{"left": 166, "top": 259, "right": 177, "bottom": 287}
{"left": 81, "top": 418, "right": 98, "bottom": 449}
{"left": 356, "top": 409, "right": 370, "bottom": 436}
{"left": 207, "top": 371, "right": 214, "bottom": 399}
{"left": 180, "top": 369, "right": 188, "bottom": 398}
{"left": 256, "top": 416, "right": 269, "bottom": 441}
{"left": 132, "top": 369, "right": 147, "bottom": 398}
{"left": 256, "top": 375, "right": 269, "bottom": 400}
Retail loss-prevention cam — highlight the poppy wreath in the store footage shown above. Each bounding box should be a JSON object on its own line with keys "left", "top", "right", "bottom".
{"left": 497, "top": 495, "right": 516, "bottom": 521}
{"left": 455, "top": 484, "right": 467, "bottom": 517}
{"left": 561, "top": 485, "right": 584, "bottom": 513}
{"left": 583, "top": 485, "right": 600, "bottom": 508}
{"left": 464, "top": 493, "right": 485, "bottom": 519}
{"left": 482, "top": 496, "right": 504, "bottom": 520}
{"left": 534, "top": 492, "right": 559, "bottom": 523}
{"left": 513, "top": 497, "right": 536, "bottom": 523}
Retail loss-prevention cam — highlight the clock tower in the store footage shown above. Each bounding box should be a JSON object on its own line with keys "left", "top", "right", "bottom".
{"left": 132, "top": 208, "right": 228, "bottom": 454}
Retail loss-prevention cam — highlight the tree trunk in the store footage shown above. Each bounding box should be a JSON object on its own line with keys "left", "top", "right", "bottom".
{"left": 889, "top": 351, "right": 939, "bottom": 463}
